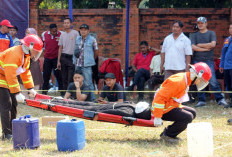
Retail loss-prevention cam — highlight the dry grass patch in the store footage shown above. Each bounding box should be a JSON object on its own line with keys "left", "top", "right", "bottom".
{"left": 0, "top": 101, "right": 232, "bottom": 156}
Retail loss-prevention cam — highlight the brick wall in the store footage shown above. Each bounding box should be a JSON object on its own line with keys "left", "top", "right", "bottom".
{"left": 33, "top": 7, "right": 231, "bottom": 68}
{"left": 139, "top": 8, "right": 230, "bottom": 59}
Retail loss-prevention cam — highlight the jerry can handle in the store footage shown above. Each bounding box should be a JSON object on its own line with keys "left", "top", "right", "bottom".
{"left": 71, "top": 119, "right": 77, "bottom": 122}
{"left": 24, "top": 115, "right": 31, "bottom": 119}
{"left": 19, "top": 115, "right": 31, "bottom": 120}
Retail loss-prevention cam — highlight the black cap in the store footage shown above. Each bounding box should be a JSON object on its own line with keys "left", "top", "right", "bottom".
{"left": 105, "top": 73, "right": 116, "bottom": 79}
{"left": 80, "top": 24, "right": 89, "bottom": 30}
{"left": 74, "top": 69, "right": 83, "bottom": 75}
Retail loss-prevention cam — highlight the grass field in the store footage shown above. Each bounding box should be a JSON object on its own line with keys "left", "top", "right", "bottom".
{"left": 0, "top": 99, "right": 232, "bottom": 157}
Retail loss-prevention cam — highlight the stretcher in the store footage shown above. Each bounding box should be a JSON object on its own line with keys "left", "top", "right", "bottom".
{"left": 25, "top": 94, "right": 155, "bottom": 127}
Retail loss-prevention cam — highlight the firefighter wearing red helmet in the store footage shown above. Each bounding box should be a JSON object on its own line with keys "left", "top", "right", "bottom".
{"left": 0, "top": 34, "right": 43, "bottom": 140}
{"left": 151, "top": 62, "right": 212, "bottom": 143}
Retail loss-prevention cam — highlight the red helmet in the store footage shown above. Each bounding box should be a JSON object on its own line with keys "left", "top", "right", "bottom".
{"left": 191, "top": 62, "right": 212, "bottom": 81}
{"left": 21, "top": 34, "right": 43, "bottom": 61}
{"left": 21, "top": 34, "right": 43, "bottom": 52}
{"left": 190, "top": 62, "right": 212, "bottom": 91}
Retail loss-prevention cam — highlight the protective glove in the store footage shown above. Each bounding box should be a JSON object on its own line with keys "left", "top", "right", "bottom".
{"left": 153, "top": 117, "right": 163, "bottom": 127}
{"left": 16, "top": 93, "right": 25, "bottom": 103}
{"left": 28, "top": 89, "right": 37, "bottom": 98}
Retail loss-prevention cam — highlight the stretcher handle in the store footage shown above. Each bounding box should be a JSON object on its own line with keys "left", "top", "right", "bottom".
{"left": 122, "top": 116, "right": 137, "bottom": 126}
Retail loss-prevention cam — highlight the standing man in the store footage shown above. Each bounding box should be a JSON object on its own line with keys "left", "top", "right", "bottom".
{"left": 0, "top": 19, "right": 14, "bottom": 52}
{"left": 160, "top": 20, "right": 192, "bottom": 80}
{"left": 219, "top": 24, "right": 232, "bottom": 108}
{"left": 57, "top": 18, "right": 79, "bottom": 91}
{"left": 191, "top": 17, "right": 228, "bottom": 107}
{"left": 41, "top": 24, "right": 63, "bottom": 95}
{"left": 9, "top": 26, "right": 20, "bottom": 46}
{"left": 152, "top": 62, "right": 211, "bottom": 143}
{"left": 127, "top": 41, "right": 155, "bottom": 101}
{"left": 0, "top": 34, "right": 43, "bottom": 140}
{"left": 73, "top": 24, "right": 98, "bottom": 101}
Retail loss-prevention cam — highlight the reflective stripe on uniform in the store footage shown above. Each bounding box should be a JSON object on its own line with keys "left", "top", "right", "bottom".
{"left": 154, "top": 103, "right": 165, "bottom": 109}
{"left": 163, "top": 106, "right": 173, "bottom": 111}
{"left": 9, "top": 83, "right": 19, "bottom": 88}
{"left": 0, "top": 80, "right": 8, "bottom": 86}
{"left": 23, "top": 80, "right": 32, "bottom": 84}
{"left": 26, "top": 63, "right": 30, "bottom": 69}
{"left": 3, "top": 64, "right": 18, "bottom": 68}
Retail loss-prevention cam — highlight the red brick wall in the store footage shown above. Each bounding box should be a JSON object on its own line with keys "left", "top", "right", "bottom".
{"left": 35, "top": 8, "right": 231, "bottom": 68}
{"left": 140, "top": 8, "right": 230, "bottom": 59}
{"left": 38, "top": 9, "right": 124, "bottom": 60}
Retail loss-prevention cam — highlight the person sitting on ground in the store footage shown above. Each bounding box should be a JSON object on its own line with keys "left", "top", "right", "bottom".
{"left": 98, "top": 73, "right": 125, "bottom": 104}
{"left": 64, "top": 70, "right": 91, "bottom": 101}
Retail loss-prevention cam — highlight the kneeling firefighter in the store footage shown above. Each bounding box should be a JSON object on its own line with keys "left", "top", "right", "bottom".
{"left": 0, "top": 34, "right": 43, "bottom": 140}
{"left": 151, "top": 62, "right": 212, "bottom": 143}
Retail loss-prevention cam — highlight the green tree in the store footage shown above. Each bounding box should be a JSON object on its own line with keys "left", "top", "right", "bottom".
{"left": 39, "top": 0, "right": 68, "bottom": 9}
{"left": 144, "top": 0, "right": 231, "bottom": 8}
{"left": 39, "top": 0, "right": 124, "bottom": 9}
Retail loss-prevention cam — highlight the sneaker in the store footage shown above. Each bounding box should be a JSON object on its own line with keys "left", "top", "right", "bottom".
{"left": 228, "top": 119, "right": 232, "bottom": 125}
{"left": 218, "top": 98, "right": 228, "bottom": 106}
{"left": 224, "top": 103, "right": 232, "bottom": 108}
{"left": 194, "top": 101, "right": 206, "bottom": 108}
{"left": 2, "top": 134, "right": 12, "bottom": 140}
{"left": 160, "top": 133, "right": 181, "bottom": 144}
{"left": 126, "top": 85, "right": 134, "bottom": 92}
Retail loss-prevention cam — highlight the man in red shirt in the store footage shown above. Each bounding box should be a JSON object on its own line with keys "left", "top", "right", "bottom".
{"left": 41, "top": 24, "right": 63, "bottom": 95}
{"left": 128, "top": 41, "right": 155, "bottom": 101}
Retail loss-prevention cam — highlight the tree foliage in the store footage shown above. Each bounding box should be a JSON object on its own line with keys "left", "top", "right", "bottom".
{"left": 39, "top": 0, "right": 125, "bottom": 9}
{"left": 144, "top": 0, "right": 231, "bottom": 8}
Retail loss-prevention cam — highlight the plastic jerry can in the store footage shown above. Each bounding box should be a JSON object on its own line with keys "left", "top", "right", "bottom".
{"left": 187, "top": 122, "right": 214, "bottom": 157}
{"left": 12, "top": 115, "right": 40, "bottom": 149}
{"left": 57, "top": 119, "right": 85, "bottom": 151}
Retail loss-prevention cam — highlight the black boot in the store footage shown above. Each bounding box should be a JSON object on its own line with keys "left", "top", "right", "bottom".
{"left": 160, "top": 129, "right": 181, "bottom": 144}
{"left": 2, "top": 133, "right": 12, "bottom": 140}
{"left": 126, "top": 84, "right": 135, "bottom": 92}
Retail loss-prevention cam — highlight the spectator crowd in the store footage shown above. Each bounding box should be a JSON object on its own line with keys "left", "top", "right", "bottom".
{"left": 0, "top": 16, "right": 232, "bottom": 108}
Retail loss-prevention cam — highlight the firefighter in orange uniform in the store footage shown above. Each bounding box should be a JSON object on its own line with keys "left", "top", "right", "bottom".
{"left": 0, "top": 34, "right": 43, "bottom": 140}
{"left": 151, "top": 62, "right": 212, "bottom": 143}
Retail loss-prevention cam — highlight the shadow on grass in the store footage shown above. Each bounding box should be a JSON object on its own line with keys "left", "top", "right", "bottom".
{"left": 86, "top": 137, "right": 179, "bottom": 148}
{"left": 40, "top": 138, "right": 57, "bottom": 144}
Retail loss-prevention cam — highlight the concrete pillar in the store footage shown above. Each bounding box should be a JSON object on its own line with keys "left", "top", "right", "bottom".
{"left": 29, "top": 0, "right": 43, "bottom": 31}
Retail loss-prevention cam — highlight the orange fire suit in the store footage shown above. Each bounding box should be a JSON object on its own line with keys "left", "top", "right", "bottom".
{"left": 151, "top": 72, "right": 192, "bottom": 118}
{"left": 0, "top": 45, "right": 34, "bottom": 93}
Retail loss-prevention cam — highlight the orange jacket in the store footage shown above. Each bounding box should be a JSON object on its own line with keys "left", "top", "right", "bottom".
{"left": 151, "top": 72, "right": 192, "bottom": 118}
{"left": 0, "top": 45, "right": 34, "bottom": 93}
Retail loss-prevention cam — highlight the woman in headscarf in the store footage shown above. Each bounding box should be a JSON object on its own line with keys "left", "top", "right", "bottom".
{"left": 19, "top": 28, "right": 43, "bottom": 98}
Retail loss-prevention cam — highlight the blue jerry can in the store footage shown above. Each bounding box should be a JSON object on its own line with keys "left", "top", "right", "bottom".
{"left": 57, "top": 119, "right": 85, "bottom": 151}
{"left": 12, "top": 115, "right": 40, "bottom": 149}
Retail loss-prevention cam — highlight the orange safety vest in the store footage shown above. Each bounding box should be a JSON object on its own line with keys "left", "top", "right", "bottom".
{"left": 0, "top": 45, "right": 34, "bottom": 93}
{"left": 151, "top": 72, "right": 192, "bottom": 118}
{"left": 0, "top": 37, "right": 11, "bottom": 53}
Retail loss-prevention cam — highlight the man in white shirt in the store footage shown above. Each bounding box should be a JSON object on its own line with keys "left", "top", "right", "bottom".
{"left": 160, "top": 20, "right": 192, "bottom": 80}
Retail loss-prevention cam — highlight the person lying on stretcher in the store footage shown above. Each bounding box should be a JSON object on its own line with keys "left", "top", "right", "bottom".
{"left": 47, "top": 97, "right": 152, "bottom": 120}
